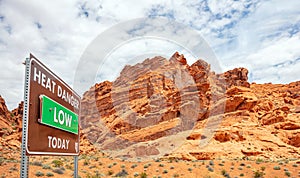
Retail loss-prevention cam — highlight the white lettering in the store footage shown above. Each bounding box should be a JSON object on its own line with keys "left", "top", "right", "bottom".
{"left": 56, "top": 86, "right": 80, "bottom": 110}
{"left": 48, "top": 136, "right": 52, "bottom": 148}
{"left": 65, "top": 114, "right": 72, "bottom": 127}
{"left": 62, "top": 90, "right": 66, "bottom": 101}
{"left": 54, "top": 107, "right": 58, "bottom": 123}
{"left": 41, "top": 73, "right": 46, "bottom": 87}
{"left": 47, "top": 136, "right": 70, "bottom": 150}
{"left": 51, "top": 81, "right": 56, "bottom": 94}
{"left": 57, "top": 138, "right": 61, "bottom": 149}
{"left": 58, "top": 110, "right": 64, "bottom": 125}
{"left": 52, "top": 137, "right": 57, "bottom": 148}
{"left": 66, "top": 140, "right": 70, "bottom": 149}
{"left": 45, "top": 78, "right": 51, "bottom": 91}
{"left": 57, "top": 85, "right": 62, "bottom": 97}
{"left": 54, "top": 107, "right": 72, "bottom": 127}
{"left": 33, "top": 67, "right": 41, "bottom": 84}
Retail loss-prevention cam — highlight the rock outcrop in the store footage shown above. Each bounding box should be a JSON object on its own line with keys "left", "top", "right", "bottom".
{"left": 80, "top": 52, "right": 300, "bottom": 160}
{"left": 0, "top": 96, "right": 13, "bottom": 137}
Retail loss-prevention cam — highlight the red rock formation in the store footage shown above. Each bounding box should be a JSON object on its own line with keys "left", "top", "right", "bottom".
{"left": 0, "top": 96, "right": 13, "bottom": 137}
{"left": 80, "top": 52, "right": 299, "bottom": 160}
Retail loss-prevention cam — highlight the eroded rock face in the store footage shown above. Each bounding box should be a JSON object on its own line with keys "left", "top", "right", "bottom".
{"left": 0, "top": 96, "right": 13, "bottom": 137}
{"left": 218, "top": 67, "right": 250, "bottom": 88}
{"left": 80, "top": 52, "right": 300, "bottom": 160}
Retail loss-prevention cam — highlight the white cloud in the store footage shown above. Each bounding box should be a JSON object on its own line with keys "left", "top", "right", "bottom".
{"left": 0, "top": 0, "right": 299, "bottom": 109}
{"left": 218, "top": 0, "right": 300, "bottom": 84}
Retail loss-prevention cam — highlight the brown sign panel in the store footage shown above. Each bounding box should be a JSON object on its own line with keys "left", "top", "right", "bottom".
{"left": 26, "top": 54, "right": 80, "bottom": 155}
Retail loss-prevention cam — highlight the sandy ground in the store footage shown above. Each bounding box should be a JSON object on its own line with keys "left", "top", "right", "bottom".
{"left": 1, "top": 151, "right": 299, "bottom": 178}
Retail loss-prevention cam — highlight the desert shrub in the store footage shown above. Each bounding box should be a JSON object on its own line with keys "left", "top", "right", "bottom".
{"left": 9, "top": 165, "right": 18, "bottom": 172}
{"left": 115, "top": 169, "right": 128, "bottom": 177}
{"left": 273, "top": 166, "right": 280, "bottom": 170}
{"left": 52, "top": 160, "right": 63, "bottom": 167}
{"left": 0, "top": 157, "right": 4, "bottom": 166}
{"left": 173, "top": 173, "right": 179, "bottom": 177}
{"left": 133, "top": 172, "right": 139, "bottom": 177}
{"left": 140, "top": 172, "right": 147, "bottom": 178}
{"left": 53, "top": 168, "right": 64, "bottom": 174}
{"left": 285, "top": 171, "right": 291, "bottom": 177}
{"left": 253, "top": 169, "right": 264, "bottom": 178}
{"left": 107, "top": 170, "right": 114, "bottom": 176}
{"left": 131, "top": 164, "right": 138, "bottom": 169}
{"left": 256, "top": 158, "right": 264, "bottom": 164}
{"left": 46, "top": 172, "right": 54, "bottom": 177}
{"left": 163, "top": 169, "right": 168, "bottom": 174}
{"left": 83, "top": 159, "right": 89, "bottom": 166}
{"left": 240, "top": 163, "right": 246, "bottom": 166}
{"left": 207, "top": 166, "right": 214, "bottom": 172}
{"left": 42, "top": 164, "right": 51, "bottom": 169}
{"left": 32, "top": 161, "right": 43, "bottom": 166}
{"left": 35, "top": 171, "right": 44, "bottom": 177}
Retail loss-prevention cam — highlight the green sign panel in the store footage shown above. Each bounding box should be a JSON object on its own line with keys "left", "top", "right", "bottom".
{"left": 39, "top": 95, "right": 78, "bottom": 134}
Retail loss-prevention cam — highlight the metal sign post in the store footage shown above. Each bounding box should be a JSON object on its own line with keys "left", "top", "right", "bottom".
{"left": 74, "top": 156, "right": 78, "bottom": 178}
{"left": 20, "top": 57, "right": 30, "bottom": 178}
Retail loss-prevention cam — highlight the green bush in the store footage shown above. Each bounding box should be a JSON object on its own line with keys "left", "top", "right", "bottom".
{"left": 140, "top": 172, "right": 147, "bottom": 178}
{"left": 52, "top": 160, "right": 63, "bottom": 167}
{"left": 253, "top": 170, "right": 264, "bottom": 178}
{"left": 285, "top": 171, "right": 291, "bottom": 177}
{"left": 273, "top": 166, "right": 280, "bottom": 170}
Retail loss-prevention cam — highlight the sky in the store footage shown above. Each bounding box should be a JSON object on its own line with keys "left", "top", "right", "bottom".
{"left": 0, "top": 0, "right": 300, "bottom": 110}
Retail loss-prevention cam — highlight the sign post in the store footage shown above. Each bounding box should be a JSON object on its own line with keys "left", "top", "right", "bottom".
{"left": 20, "top": 54, "right": 81, "bottom": 177}
{"left": 20, "top": 57, "right": 30, "bottom": 178}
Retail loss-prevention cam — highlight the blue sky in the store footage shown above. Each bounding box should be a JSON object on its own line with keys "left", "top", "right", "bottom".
{"left": 0, "top": 0, "right": 300, "bottom": 109}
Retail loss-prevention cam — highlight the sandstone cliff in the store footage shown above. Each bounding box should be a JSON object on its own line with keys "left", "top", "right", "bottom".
{"left": 80, "top": 52, "right": 300, "bottom": 161}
